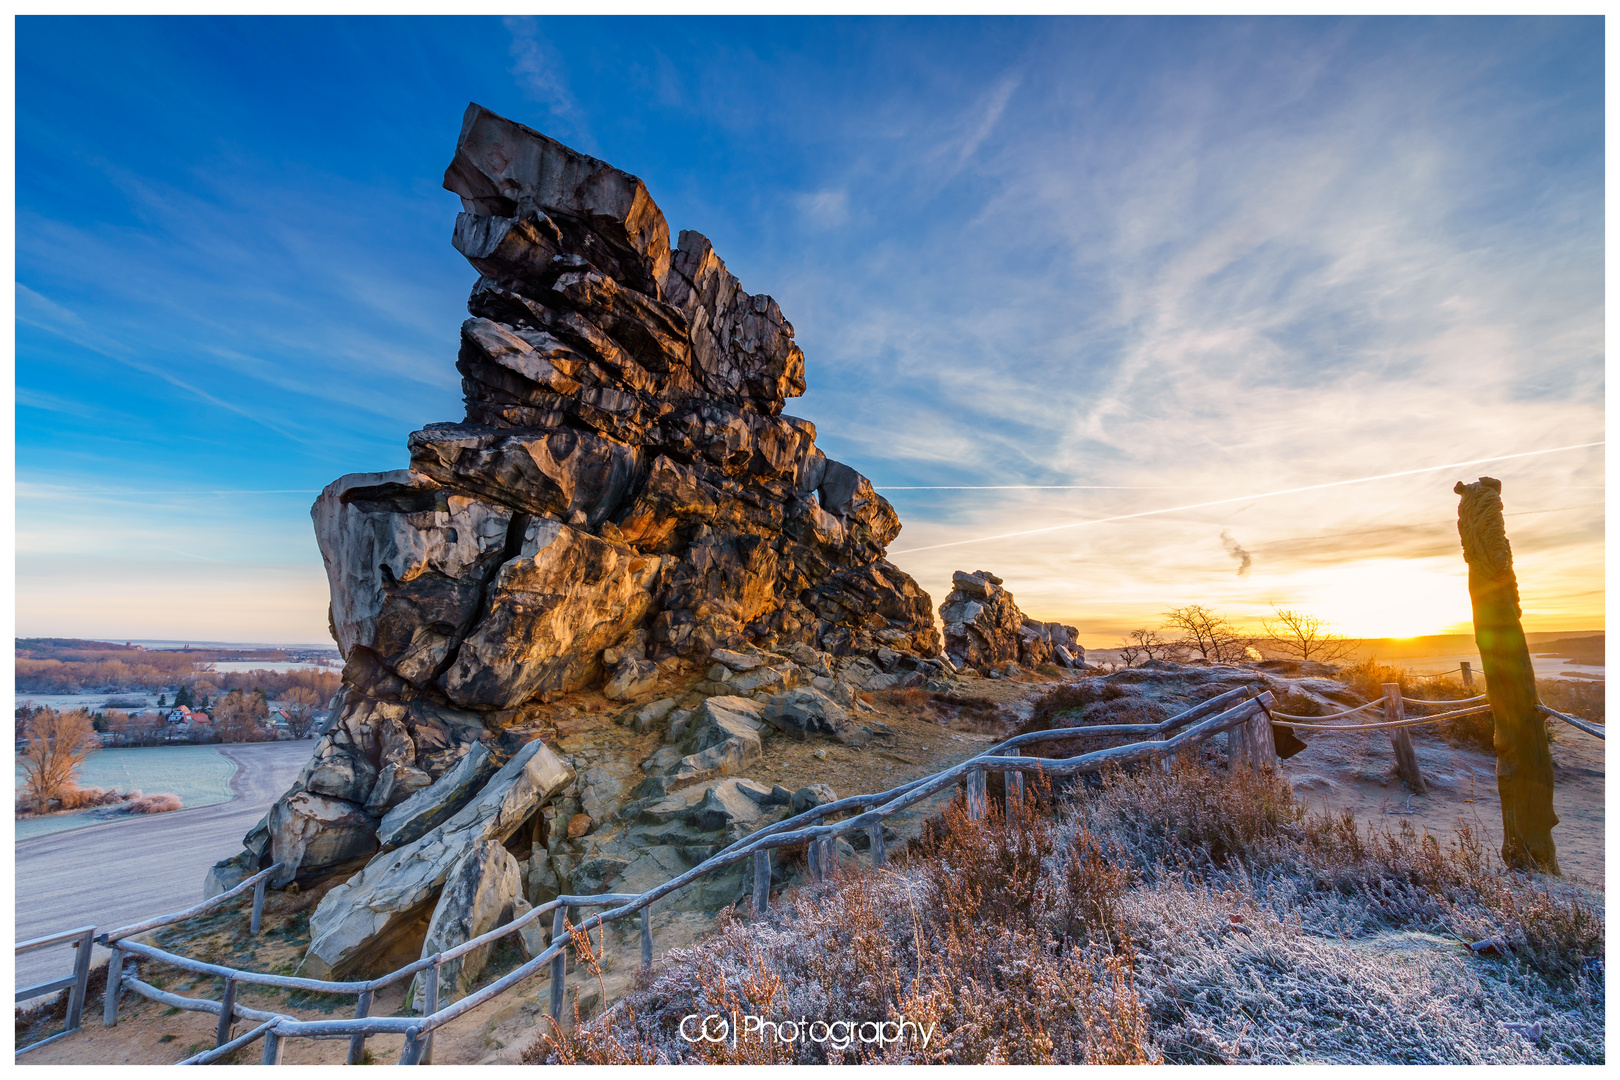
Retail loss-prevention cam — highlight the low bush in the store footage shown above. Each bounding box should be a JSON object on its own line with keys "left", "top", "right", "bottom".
{"left": 129, "top": 793, "right": 183, "bottom": 814}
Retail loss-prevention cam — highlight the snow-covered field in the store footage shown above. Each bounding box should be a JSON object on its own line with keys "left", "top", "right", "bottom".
{"left": 15, "top": 745, "right": 238, "bottom": 841}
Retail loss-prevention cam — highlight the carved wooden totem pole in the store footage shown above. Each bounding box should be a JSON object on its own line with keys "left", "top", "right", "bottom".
{"left": 1454, "top": 476, "right": 1559, "bottom": 874}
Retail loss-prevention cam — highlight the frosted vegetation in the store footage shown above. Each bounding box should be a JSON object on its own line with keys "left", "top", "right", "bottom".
{"left": 534, "top": 764, "right": 1603, "bottom": 1064}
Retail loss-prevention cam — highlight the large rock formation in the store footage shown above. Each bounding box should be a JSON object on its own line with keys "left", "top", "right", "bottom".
{"left": 210, "top": 103, "right": 949, "bottom": 973}
{"left": 939, "top": 570, "right": 1084, "bottom": 674}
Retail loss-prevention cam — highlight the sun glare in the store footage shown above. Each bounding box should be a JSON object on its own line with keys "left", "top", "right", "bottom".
{"left": 1283, "top": 560, "right": 1475, "bottom": 639}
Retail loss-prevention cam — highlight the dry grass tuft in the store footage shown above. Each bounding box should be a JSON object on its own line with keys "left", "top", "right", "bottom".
{"left": 128, "top": 793, "right": 183, "bottom": 814}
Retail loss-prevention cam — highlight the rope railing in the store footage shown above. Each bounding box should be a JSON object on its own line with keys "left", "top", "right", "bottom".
{"left": 1541, "top": 705, "right": 1606, "bottom": 740}
{"left": 90, "top": 685, "right": 1273, "bottom": 1064}
{"left": 1276, "top": 703, "right": 1494, "bottom": 732}
{"left": 1268, "top": 697, "right": 1386, "bottom": 722}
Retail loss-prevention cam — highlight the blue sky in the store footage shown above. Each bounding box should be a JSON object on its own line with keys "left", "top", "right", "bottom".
{"left": 14, "top": 15, "right": 1604, "bottom": 644}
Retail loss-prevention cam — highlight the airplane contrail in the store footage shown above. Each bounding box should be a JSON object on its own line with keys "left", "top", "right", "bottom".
{"left": 887, "top": 441, "right": 1605, "bottom": 556}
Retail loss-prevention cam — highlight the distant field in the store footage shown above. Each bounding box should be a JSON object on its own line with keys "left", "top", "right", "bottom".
{"left": 15, "top": 745, "right": 237, "bottom": 841}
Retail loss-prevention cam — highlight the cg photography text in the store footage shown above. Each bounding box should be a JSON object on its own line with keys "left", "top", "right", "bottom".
{"left": 679, "top": 1013, "right": 940, "bottom": 1051}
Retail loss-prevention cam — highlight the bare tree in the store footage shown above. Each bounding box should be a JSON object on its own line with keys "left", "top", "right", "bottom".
{"left": 1162, "top": 605, "right": 1253, "bottom": 663}
{"left": 19, "top": 708, "right": 100, "bottom": 811}
{"left": 1261, "top": 606, "right": 1359, "bottom": 663}
{"left": 280, "top": 686, "right": 323, "bottom": 739}
{"left": 1115, "top": 628, "right": 1174, "bottom": 667}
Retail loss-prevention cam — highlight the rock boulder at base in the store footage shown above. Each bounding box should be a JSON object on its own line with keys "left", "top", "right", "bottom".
{"left": 762, "top": 687, "right": 857, "bottom": 744}
{"left": 302, "top": 739, "right": 572, "bottom": 981}
{"left": 267, "top": 792, "right": 381, "bottom": 888}
{"left": 663, "top": 696, "right": 765, "bottom": 786}
{"left": 375, "top": 743, "right": 499, "bottom": 852}
{"left": 202, "top": 850, "right": 260, "bottom": 900}
{"left": 409, "top": 838, "right": 523, "bottom": 1003}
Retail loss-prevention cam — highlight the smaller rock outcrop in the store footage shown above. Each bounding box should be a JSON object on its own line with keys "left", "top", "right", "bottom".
{"left": 303, "top": 739, "right": 572, "bottom": 980}
{"left": 939, "top": 570, "right": 1083, "bottom": 674}
{"left": 762, "top": 686, "right": 857, "bottom": 744}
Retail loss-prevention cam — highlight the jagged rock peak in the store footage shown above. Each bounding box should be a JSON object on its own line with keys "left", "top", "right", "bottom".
{"left": 234, "top": 103, "right": 943, "bottom": 900}
{"left": 939, "top": 570, "right": 1083, "bottom": 674}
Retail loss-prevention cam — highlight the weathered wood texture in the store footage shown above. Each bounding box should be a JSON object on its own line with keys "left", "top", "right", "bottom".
{"left": 1382, "top": 684, "right": 1427, "bottom": 793}
{"left": 1455, "top": 476, "right": 1558, "bottom": 873}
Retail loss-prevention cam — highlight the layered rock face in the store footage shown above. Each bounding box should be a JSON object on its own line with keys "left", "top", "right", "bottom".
{"left": 939, "top": 570, "right": 1084, "bottom": 674}
{"left": 241, "top": 102, "right": 940, "bottom": 905}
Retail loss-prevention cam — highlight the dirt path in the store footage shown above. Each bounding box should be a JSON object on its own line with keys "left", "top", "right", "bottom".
{"left": 14, "top": 741, "right": 315, "bottom": 994}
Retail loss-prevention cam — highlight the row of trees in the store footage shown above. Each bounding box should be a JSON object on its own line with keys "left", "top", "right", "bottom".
{"left": 16, "top": 658, "right": 340, "bottom": 700}
{"left": 1114, "top": 604, "right": 1358, "bottom": 668}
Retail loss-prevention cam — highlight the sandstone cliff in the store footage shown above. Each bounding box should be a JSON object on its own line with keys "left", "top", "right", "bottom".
{"left": 230, "top": 103, "right": 941, "bottom": 901}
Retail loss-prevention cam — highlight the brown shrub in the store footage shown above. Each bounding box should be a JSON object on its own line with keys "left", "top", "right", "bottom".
{"left": 129, "top": 793, "right": 183, "bottom": 814}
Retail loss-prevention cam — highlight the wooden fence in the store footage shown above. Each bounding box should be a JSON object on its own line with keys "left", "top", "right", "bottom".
{"left": 20, "top": 673, "right": 1602, "bottom": 1064}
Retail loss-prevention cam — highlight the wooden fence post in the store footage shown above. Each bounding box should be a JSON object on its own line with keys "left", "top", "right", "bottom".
{"left": 868, "top": 821, "right": 886, "bottom": 868}
{"left": 966, "top": 767, "right": 987, "bottom": 820}
{"left": 1382, "top": 684, "right": 1427, "bottom": 793}
{"left": 346, "top": 990, "right": 373, "bottom": 1064}
{"left": 752, "top": 849, "right": 770, "bottom": 913}
{"left": 1460, "top": 661, "right": 1474, "bottom": 689}
{"left": 261, "top": 1028, "right": 284, "bottom": 1065}
{"left": 103, "top": 945, "right": 125, "bottom": 1027}
{"left": 216, "top": 977, "right": 237, "bottom": 1047}
{"left": 250, "top": 878, "right": 267, "bottom": 937}
{"left": 640, "top": 906, "right": 653, "bottom": 971}
{"left": 1455, "top": 476, "right": 1558, "bottom": 873}
{"left": 806, "top": 819, "right": 823, "bottom": 881}
{"left": 65, "top": 930, "right": 93, "bottom": 1032}
{"left": 549, "top": 908, "right": 567, "bottom": 1027}
{"left": 420, "top": 962, "right": 439, "bottom": 1064}
{"left": 399, "top": 1029, "right": 425, "bottom": 1065}
{"left": 1004, "top": 749, "right": 1024, "bottom": 812}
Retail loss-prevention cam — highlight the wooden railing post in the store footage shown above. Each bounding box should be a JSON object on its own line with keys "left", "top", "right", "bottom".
{"left": 399, "top": 1028, "right": 425, "bottom": 1065}
{"left": 1004, "top": 749, "right": 1024, "bottom": 812}
{"left": 868, "top": 821, "right": 886, "bottom": 868}
{"left": 261, "top": 1027, "right": 284, "bottom": 1064}
{"left": 966, "top": 767, "right": 987, "bottom": 820}
{"left": 420, "top": 962, "right": 439, "bottom": 1064}
{"left": 751, "top": 849, "right": 770, "bottom": 913}
{"left": 549, "top": 908, "right": 567, "bottom": 1026}
{"left": 346, "top": 990, "right": 373, "bottom": 1064}
{"left": 216, "top": 977, "right": 237, "bottom": 1047}
{"left": 806, "top": 819, "right": 823, "bottom": 881}
{"left": 640, "top": 906, "right": 653, "bottom": 971}
{"left": 821, "top": 833, "right": 837, "bottom": 877}
{"left": 1383, "top": 684, "right": 1427, "bottom": 793}
{"left": 1460, "top": 661, "right": 1473, "bottom": 689}
{"left": 103, "top": 945, "right": 125, "bottom": 1027}
{"left": 250, "top": 878, "right": 267, "bottom": 937}
{"left": 64, "top": 930, "right": 93, "bottom": 1032}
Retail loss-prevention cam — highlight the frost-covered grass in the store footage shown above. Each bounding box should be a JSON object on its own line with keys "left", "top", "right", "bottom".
{"left": 531, "top": 762, "right": 1604, "bottom": 1065}
{"left": 14, "top": 745, "right": 235, "bottom": 840}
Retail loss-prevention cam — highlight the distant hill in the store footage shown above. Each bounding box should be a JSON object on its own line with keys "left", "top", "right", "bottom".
{"left": 1527, "top": 635, "right": 1604, "bottom": 666}
{"left": 16, "top": 637, "right": 146, "bottom": 657}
